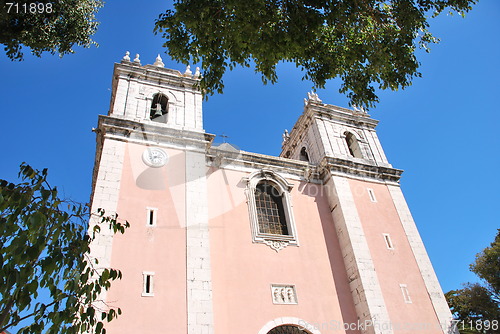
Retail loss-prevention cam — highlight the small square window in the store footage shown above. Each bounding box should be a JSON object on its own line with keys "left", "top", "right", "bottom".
{"left": 367, "top": 188, "right": 377, "bottom": 202}
{"left": 142, "top": 271, "right": 155, "bottom": 297}
{"left": 400, "top": 284, "right": 412, "bottom": 303}
{"left": 383, "top": 233, "right": 394, "bottom": 250}
{"left": 146, "top": 207, "right": 158, "bottom": 226}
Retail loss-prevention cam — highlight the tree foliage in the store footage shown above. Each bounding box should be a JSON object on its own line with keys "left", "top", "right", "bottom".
{"left": 0, "top": 164, "right": 129, "bottom": 334}
{"left": 446, "top": 230, "right": 500, "bottom": 334}
{"left": 156, "top": 0, "right": 477, "bottom": 109}
{"left": 446, "top": 284, "right": 500, "bottom": 333}
{"left": 0, "top": 0, "right": 103, "bottom": 60}
{"left": 471, "top": 229, "right": 500, "bottom": 300}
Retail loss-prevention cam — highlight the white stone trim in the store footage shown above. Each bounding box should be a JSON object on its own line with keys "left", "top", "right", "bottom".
{"left": 258, "top": 317, "right": 321, "bottom": 334}
{"left": 387, "top": 185, "right": 457, "bottom": 334}
{"left": 328, "top": 169, "right": 400, "bottom": 186}
{"left": 88, "top": 139, "right": 126, "bottom": 304}
{"left": 185, "top": 151, "right": 214, "bottom": 334}
{"left": 243, "top": 169, "right": 299, "bottom": 251}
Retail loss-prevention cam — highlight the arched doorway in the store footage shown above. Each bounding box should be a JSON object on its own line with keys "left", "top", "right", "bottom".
{"left": 257, "top": 317, "right": 321, "bottom": 334}
{"left": 267, "top": 325, "right": 310, "bottom": 334}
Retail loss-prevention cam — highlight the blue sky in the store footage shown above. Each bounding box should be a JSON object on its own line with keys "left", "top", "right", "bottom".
{"left": 0, "top": 0, "right": 498, "bottom": 306}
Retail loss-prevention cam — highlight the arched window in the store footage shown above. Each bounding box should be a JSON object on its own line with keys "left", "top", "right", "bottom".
{"left": 255, "top": 182, "right": 288, "bottom": 235}
{"left": 150, "top": 93, "right": 168, "bottom": 122}
{"left": 344, "top": 131, "right": 363, "bottom": 158}
{"left": 244, "top": 169, "right": 298, "bottom": 252}
{"left": 267, "top": 325, "right": 310, "bottom": 334}
{"left": 299, "top": 147, "right": 309, "bottom": 162}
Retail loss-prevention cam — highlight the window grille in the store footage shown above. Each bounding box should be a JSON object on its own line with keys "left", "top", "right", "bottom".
{"left": 255, "top": 182, "right": 288, "bottom": 235}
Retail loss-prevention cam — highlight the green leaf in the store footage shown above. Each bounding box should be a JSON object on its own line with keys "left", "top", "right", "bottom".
{"left": 96, "top": 321, "right": 103, "bottom": 334}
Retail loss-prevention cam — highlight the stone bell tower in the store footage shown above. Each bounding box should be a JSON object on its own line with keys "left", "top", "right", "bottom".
{"left": 107, "top": 52, "right": 203, "bottom": 130}
{"left": 281, "top": 93, "right": 455, "bottom": 334}
{"left": 89, "top": 52, "right": 215, "bottom": 334}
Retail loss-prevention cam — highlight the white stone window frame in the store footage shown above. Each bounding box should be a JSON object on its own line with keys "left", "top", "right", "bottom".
{"left": 400, "top": 284, "right": 412, "bottom": 304}
{"left": 367, "top": 188, "right": 377, "bottom": 202}
{"left": 146, "top": 207, "right": 158, "bottom": 227}
{"left": 142, "top": 271, "right": 155, "bottom": 297}
{"left": 243, "top": 169, "right": 299, "bottom": 252}
{"left": 383, "top": 233, "right": 394, "bottom": 250}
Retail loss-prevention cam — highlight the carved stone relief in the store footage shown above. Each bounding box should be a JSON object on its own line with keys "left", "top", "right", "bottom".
{"left": 263, "top": 240, "right": 289, "bottom": 252}
{"left": 271, "top": 284, "right": 297, "bottom": 304}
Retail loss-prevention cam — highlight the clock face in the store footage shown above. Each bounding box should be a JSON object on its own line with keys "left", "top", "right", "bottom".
{"left": 142, "top": 148, "right": 168, "bottom": 167}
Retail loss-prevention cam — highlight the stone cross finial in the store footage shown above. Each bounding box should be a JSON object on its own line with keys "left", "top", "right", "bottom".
{"left": 153, "top": 54, "right": 165, "bottom": 67}
{"left": 133, "top": 53, "right": 141, "bottom": 64}
{"left": 194, "top": 67, "right": 201, "bottom": 79}
{"left": 122, "top": 51, "right": 131, "bottom": 62}
{"left": 184, "top": 65, "right": 192, "bottom": 77}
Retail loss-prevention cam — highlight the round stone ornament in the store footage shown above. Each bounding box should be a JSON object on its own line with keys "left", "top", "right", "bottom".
{"left": 142, "top": 147, "right": 168, "bottom": 167}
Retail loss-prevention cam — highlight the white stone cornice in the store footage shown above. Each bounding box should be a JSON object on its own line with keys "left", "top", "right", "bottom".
{"left": 305, "top": 101, "right": 379, "bottom": 128}
{"left": 96, "top": 115, "right": 214, "bottom": 151}
{"left": 319, "top": 156, "right": 403, "bottom": 183}
{"left": 114, "top": 62, "right": 200, "bottom": 87}
{"left": 207, "top": 150, "right": 322, "bottom": 183}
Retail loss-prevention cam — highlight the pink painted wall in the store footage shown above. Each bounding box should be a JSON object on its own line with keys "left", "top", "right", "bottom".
{"left": 348, "top": 179, "right": 442, "bottom": 334}
{"left": 104, "top": 143, "right": 188, "bottom": 333}
{"left": 99, "top": 141, "right": 444, "bottom": 334}
{"left": 207, "top": 168, "right": 359, "bottom": 334}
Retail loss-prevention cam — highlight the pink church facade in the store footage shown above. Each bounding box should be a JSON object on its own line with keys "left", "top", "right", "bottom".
{"left": 88, "top": 55, "right": 455, "bottom": 334}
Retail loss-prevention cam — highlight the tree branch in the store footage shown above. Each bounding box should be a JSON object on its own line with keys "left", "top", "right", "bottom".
{"left": 0, "top": 299, "right": 60, "bottom": 332}
{"left": 0, "top": 298, "right": 16, "bottom": 332}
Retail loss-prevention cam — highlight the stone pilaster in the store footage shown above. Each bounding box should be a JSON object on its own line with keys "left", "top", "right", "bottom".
{"left": 185, "top": 150, "right": 214, "bottom": 334}
{"left": 88, "top": 138, "right": 126, "bottom": 302}
{"left": 325, "top": 175, "right": 393, "bottom": 334}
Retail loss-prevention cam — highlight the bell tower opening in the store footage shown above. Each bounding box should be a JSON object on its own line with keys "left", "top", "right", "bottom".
{"left": 299, "top": 147, "right": 309, "bottom": 162}
{"left": 344, "top": 131, "right": 363, "bottom": 158}
{"left": 150, "top": 93, "right": 168, "bottom": 123}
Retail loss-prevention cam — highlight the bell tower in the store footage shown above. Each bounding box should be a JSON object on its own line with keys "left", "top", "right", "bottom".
{"left": 108, "top": 52, "right": 203, "bottom": 131}
{"left": 89, "top": 52, "right": 215, "bottom": 334}
{"left": 281, "top": 93, "right": 455, "bottom": 334}
{"left": 280, "top": 92, "right": 390, "bottom": 168}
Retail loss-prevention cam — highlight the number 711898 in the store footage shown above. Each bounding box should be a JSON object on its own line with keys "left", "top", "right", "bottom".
{"left": 6, "top": 2, "right": 53, "bottom": 14}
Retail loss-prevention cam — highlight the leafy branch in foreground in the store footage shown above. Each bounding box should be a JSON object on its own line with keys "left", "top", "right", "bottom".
{"left": 0, "top": 163, "right": 129, "bottom": 334}
{"left": 0, "top": 0, "right": 103, "bottom": 60}
{"left": 156, "top": 0, "right": 476, "bottom": 109}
